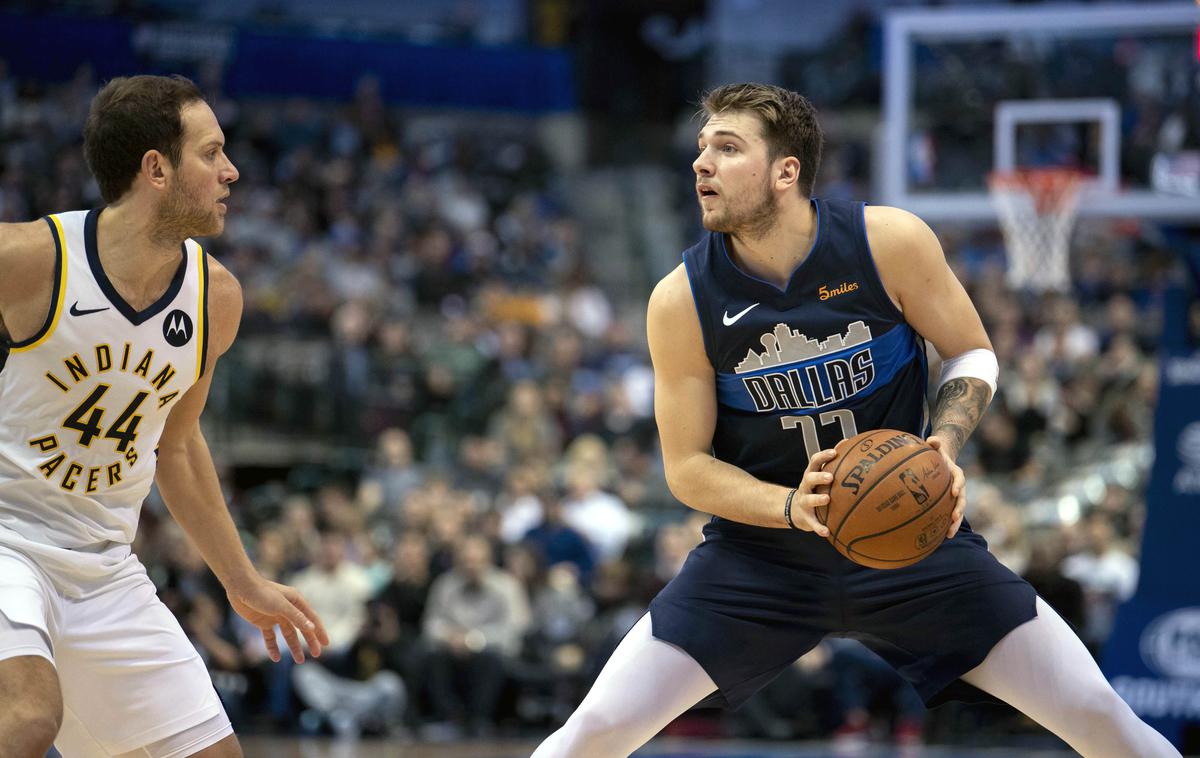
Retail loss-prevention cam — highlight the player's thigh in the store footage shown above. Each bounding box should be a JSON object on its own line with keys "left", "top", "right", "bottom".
{"left": 0, "top": 654, "right": 62, "bottom": 739}
{"left": 54, "top": 574, "right": 228, "bottom": 756}
{"left": 0, "top": 546, "right": 64, "bottom": 741}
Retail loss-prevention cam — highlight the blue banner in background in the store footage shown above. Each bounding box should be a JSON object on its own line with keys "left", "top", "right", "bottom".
{"left": 0, "top": 12, "right": 575, "bottom": 112}
{"left": 226, "top": 30, "right": 575, "bottom": 110}
{"left": 1103, "top": 286, "right": 1200, "bottom": 749}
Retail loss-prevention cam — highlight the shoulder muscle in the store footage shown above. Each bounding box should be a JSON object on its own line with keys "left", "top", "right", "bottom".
{"left": 864, "top": 205, "right": 950, "bottom": 311}
{"left": 0, "top": 221, "right": 58, "bottom": 341}
{"left": 864, "top": 205, "right": 990, "bottom": 357}
{"left": 0, "top": 221, "right": 56, "bottom": 301}
{"left": 203, "top": 254, "right": 243, "bottom": 357}
{"left": 646, "top": 264, "right": 708, "bottom": 373}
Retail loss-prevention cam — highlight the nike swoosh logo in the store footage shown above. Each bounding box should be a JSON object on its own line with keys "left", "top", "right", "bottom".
{"left": 69, "top": 302, "right": 110, "bottom": 317}
{"left": 722, "top": 303, "right": 760, "bottom": 326}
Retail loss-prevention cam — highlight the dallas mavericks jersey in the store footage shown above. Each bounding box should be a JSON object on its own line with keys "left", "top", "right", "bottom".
{"left": 683, "top": 198, "right": 928, "bottom": 490}
{"left": 0, "top": 208, "right": 208, "bottom": 592}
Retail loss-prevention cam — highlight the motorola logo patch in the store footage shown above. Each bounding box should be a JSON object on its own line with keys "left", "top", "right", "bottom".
{"left": 163, "top": 310, "right": 194, "bottom": 347}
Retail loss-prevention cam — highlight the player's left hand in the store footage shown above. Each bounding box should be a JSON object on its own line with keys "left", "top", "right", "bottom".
{"left": 227, "top": 578, "right": 331, "bottom": 664}
{"left": 925, "top": 436, "right": 966, "bottom": 539}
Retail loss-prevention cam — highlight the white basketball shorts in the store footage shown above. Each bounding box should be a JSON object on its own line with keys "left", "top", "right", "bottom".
{"left": 0, "top": 544, "right": 231, "bottom": 756}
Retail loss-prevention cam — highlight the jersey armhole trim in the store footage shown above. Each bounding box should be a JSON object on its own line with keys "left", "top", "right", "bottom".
{"left": 681, "top": 251, "right": 716, "bottom": 367}
{"left": 857, "top": 203, "right": 907, "bottom": 323}
{"left": 8, "top": 215, "right": 68, "bottom": 353}
{"left": 196, "top": 245, "right": 209, "bottom": 380}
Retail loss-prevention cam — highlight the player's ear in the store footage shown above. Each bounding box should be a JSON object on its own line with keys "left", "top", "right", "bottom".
{"left": 142, "top": 149, "right": 170, "bottom": 190}
{"left": 775, "top": 156, "right": 800, "bottom": 191}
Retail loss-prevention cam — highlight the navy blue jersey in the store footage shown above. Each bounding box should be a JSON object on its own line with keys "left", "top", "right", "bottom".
{"left": 682, "top": 198, "right": 929, "bottom": 489}
{"left": 655, "top": 199, "right": 1036, "bottom": 711}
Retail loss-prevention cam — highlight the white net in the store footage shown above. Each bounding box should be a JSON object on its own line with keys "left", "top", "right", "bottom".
{"left": 988, "top": 169, "right": 1086, "bottom": 293}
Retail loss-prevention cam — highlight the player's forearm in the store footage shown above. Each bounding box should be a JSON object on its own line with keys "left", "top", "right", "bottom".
{"left": 929, "top": 377, "right": 992, "bottom": 461}
{"left": 155, "top": 429, "right": 258, "bottom": 590}
{"left": 666, "top": 453, "right": 794, "bottom": 528}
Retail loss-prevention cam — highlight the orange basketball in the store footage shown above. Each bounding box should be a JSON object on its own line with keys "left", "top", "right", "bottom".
{"left": 814, "top": 429, "right": 953, "bottom": 569}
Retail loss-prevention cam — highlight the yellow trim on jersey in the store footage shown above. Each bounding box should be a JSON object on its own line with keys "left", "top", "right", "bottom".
{"left": 10, "top": 215, "right": 68, "bottom": 353}
{"left": 195, "top": 243, "right": 206, "bottom": 381}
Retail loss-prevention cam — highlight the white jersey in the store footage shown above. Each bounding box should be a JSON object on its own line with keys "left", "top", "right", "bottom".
{"left": 0, "top": 208, "right": 209, "bottom": 595}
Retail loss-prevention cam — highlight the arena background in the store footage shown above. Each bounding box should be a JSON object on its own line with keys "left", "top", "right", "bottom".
{"left": 2, "top": 1, "right": 1200, "bottom": 756}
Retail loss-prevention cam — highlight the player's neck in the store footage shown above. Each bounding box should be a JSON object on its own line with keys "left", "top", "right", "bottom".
{"left": 727, "top": 198, "right": 817, "bottom": 289}
{"left": 95, "top": 203, "right": 186, "bottom": 309}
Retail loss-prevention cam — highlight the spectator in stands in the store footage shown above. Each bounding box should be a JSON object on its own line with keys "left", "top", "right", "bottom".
{"left": 523, "top": 489, "right": 596, "bottom": 583}
{"left": 289, "top": 528, "right": 374, "bottom": 671}
{"left": 1062, "top": 512, "right": 1140, "bottom": 653}
{"left": 344, "top": 531, "right": 435, "bottom": 726}
{"left": 1022, "top": 531, "right": 1086, "bottom": 634}
{"left": 828, "top": 639, "right": 926, "bottom": 748}
{"left": 422, "top": 535, "right": 531, "bottom": 737}
{"left": 490, "top": 380, "right": 563, "bottom": 465}
{"left": 561, "top": 458, "right": 640, "bottom": 562}
{"left": 368, "top": 320, "right": 424, "bottom": 432}
{"left": 497, "top": 463, "right": 551, "bottom": 545}
{"left": 1033, "top": 296, "right": 1100, "bottom": 374}
{"left": 357, "top": 427, "right": 425, "bottom": 523}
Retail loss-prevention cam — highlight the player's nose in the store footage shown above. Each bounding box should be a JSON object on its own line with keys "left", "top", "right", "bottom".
{"left": 693, "top": 150, "right": 713, "bottom": 177}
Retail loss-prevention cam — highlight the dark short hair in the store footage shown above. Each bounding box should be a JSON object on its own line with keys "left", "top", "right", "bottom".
{"left": 83, "top": 75, "right": 205, "bottom": 203}
{"left": 700, "top": 82, "right": 824, "bottom": 197}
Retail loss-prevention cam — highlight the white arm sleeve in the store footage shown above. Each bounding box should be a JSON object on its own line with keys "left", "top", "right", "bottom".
{"left": 937, "top": 347, "right": 998, "bottom": 400}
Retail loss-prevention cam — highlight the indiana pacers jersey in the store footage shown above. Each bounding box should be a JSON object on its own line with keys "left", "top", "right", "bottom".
{"left": 683, "top": 198, "right": 928, "bottom": 491}
{"left": 0, "top": 208, "right": 208, "bottom": 593}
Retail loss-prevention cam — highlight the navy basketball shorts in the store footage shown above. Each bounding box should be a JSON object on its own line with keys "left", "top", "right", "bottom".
{"left": 649, "top": 517, "right": 1037, "bottom": 709}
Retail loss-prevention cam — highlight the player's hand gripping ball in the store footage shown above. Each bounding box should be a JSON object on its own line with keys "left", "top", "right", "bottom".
{"left": 813, "top": 429, "right": 954, "bottom": 569}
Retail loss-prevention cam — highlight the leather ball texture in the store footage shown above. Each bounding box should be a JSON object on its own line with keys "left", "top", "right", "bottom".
{"left": 814, "top": 429, "right": 953, "bottom": 569}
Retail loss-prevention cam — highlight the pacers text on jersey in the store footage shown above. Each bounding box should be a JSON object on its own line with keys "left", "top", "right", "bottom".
{"left": 26, "top": 341, "right": 184, "bottom": 494}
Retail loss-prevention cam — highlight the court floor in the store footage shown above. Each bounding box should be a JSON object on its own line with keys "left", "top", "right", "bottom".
{"left": 236, "top": 737, "right": 1079, "bottom": 757}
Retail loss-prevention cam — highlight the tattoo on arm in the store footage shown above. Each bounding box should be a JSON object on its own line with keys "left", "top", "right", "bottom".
{"left": 930, "top": 378, "right": 991, "bottom": 460}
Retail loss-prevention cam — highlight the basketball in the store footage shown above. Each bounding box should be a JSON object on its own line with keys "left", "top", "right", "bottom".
{"left": 814, "top": 429, "right": 954, "bottom": 569}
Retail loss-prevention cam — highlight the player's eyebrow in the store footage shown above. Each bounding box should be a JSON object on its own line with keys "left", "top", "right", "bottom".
{"left": 698, "top": 129, "right": 747, "bottom": 143}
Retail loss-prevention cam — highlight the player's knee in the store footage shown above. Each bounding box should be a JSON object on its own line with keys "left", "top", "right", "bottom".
{"left": 1060, "top": 680, "right": 1139, "bottom": 743}
{"left": 1076, "top": 682, "right": 1132, "bottom": 722}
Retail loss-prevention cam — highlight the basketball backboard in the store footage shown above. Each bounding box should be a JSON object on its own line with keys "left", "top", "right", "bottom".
{"left": 881, "top": 3, "right": 1200, "bottom": 222}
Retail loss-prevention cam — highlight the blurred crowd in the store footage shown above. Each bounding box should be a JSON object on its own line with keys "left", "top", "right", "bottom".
{"left": 1, "top": 61, "right": 1190, "bottom": 748}
{"left": 908, "top": 31, "right": 1200, "bottom": 192}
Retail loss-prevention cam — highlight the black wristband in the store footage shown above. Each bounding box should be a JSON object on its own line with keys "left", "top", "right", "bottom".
{"left": 783, "top": 487, "right": 800, "bottom": 530}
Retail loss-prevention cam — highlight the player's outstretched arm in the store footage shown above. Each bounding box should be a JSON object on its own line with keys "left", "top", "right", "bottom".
{"left": 647, "top": 264, "right": 834, "bottom": 534}
{"left": 866, "top": 206, "right": 996, "bottom": 537}
{"left": 154, "top": 258, "right": 330, "bottom": 663}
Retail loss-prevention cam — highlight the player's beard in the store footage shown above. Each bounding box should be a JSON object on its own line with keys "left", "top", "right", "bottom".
{"left": 700, "top": 173, "right": 780, "bottom": 241}
{"left": 152, "top": 176, "right": 221, "bottom": 245}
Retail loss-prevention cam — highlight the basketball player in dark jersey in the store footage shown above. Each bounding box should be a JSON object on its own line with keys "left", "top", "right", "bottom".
{"left": 532, "top": 83, "right": 1178, "bottom": 757}
{"left": 0, "top": 76, "right": 328, "bottom": 757}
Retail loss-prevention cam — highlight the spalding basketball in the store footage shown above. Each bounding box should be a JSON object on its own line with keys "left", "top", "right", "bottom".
{"left": 814, "top": 429, "right": 953, "bottom": 569}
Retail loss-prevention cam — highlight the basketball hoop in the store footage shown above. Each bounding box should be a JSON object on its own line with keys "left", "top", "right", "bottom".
{"left": 988, "top": 168, "right": 1086, "bottom": 293}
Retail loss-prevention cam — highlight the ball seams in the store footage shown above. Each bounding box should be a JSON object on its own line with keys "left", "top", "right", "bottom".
{"left": 829, "top": 445, "right": 933, "bottom": 547}
{"left": 844, "top": 449, "right": 953, "bottom": 551}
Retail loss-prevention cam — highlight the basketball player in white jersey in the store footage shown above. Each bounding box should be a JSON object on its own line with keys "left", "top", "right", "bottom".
{"left": 0, "top": 75, "right": 329, "bottom": 757}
